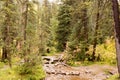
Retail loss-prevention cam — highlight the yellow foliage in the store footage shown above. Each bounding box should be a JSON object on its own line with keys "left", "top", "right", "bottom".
{"left": 87, "top": 38, "right": 116, "bottom": 64}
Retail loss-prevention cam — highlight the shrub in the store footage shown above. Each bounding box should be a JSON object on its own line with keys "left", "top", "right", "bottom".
{"left": 107, "top": 74, "right": 119, "bottom": 80}
{"left": 16, "top": 54, "right": 45, "bottom": 80}
{"left": 87, "top": 37, "right": 116, "bottom": 64}
{"left": 17, "top": 64, "right": 45, "bottom": 80}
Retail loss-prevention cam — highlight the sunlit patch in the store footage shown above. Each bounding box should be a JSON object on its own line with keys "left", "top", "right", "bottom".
{"left": 48, "top": 0, "right": 54, "bottom": 3}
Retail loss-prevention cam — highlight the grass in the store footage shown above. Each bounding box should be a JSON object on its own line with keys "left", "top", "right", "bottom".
{"left": 43, "top": 52, "right": 56, "bottom": 56}
{"left": 0, "top": 66, "right": 18, "bottom": 80}
{"left": 0, "top": 62, "right": 5, "bottom": 68}
{"left": 0, "top": 65, "right": 45, "bottom": 80}
{"left": 67, "top": 60, "right": 117, "bottom": 67}
{"left": 107, "top": 74, "right": 119, "bottom": 80}
{"left": 0, "top": 61, "right": 45, "bottom": 80}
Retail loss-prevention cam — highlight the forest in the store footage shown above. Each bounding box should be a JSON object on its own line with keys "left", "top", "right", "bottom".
{"left": 0, "top": 0, "right": 120, "bottom": 80}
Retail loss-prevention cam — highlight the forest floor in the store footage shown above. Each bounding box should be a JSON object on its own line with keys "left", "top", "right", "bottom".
{"left": 43, "top": 55, "right": 118, "bottom": 80}
{"left": 0, "top": 55, "right": 117, "bottom": 80}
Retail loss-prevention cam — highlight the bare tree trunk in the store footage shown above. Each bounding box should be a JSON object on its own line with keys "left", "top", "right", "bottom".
{"left": 92, "top": 0, "right": 100, "bottom": 61}
{"left": 81, "top": 1, "right": 88, "bottom": 60}
{"left": 22, "top": 0, "right": 28, "bottom": 57}
{"left": 83, "top": 6, "right": 88, "bottom": 52}
{"left": 2, "top": 47, "right": 7, "bottom": 61}
{"left": 23, "top": 0, "right": 28, "bottom": 42}
{"left": 112, "top": 0, "right": 120, "bottom": 77}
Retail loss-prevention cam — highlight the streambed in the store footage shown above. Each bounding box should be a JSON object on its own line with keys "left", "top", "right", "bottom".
{"left": 42, "top": 55, "right": 118, "bottom": 80}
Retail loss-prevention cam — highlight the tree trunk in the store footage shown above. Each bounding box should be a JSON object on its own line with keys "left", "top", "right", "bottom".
{"left": 92, "top": 0, "right": 100, "bottom": 61}
{"left": 83, "top": 5, "right": 88, "bottom": 52}
{"left": 81, "top": 1, "right": 88, "bottom": 60}
{"left": 1, "top": 0, "right": 13, "bottom": 67}
{"left": 20, "top": 0, "right": 29, "bottom": 62}
{"left": 112, "top": 0, "right": 120, "bottom": 77}
{"left": 22, "top": 0, "right": 28, "bottom": 56}
{"left": 24, "top": 0, "right": 28, "bottom": 42}
{"left": 2, "top": 1, "right": 10, "bottom": 61}
{"left": 2, "top": 47, "right": 7, "bottom": 61}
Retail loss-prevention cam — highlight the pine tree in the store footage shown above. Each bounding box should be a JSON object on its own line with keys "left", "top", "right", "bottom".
{"left": 56, "top": 0, "right": 74, "bottom": 51}
{"left": 68, "top": 0, "right": 90, "bottom": 60}
{"left": 1, "top": 0, "right": 18, "bottom": 67}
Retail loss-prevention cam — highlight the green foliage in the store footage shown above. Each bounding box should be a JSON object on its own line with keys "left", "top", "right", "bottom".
{"left": 0, "top": 64, "right": 45, "bottom": 80}
{"left": 0, "top": 67, "right": 17, "bottom": 80}
{"left": 96, "top": 38, "right": 116, "bottom": 63}
{"left": 56, "top": 0, "right": 73, "bottom": 51}
{"left": 0, "top": 62, "right": 5, "bottom": 68}
{"left": 87, "top": 38, "right": 116, "bottom": 64}
{"left": 0, "top": 0, "right": 118, "bottom": 79}
{"left": 0, "top": 1, "right": 46, "bottom": 79}
{"left": 16, "top": 64, "right": 45, "bottom": 80}
{"left": 67, "top": 37, "right": 116, "bottom": 66}
{"left": 66, "top": 59, "right": 75, "bottom": 66}
{"left": 107, "top": 74, "right": 119, "bottom": 80}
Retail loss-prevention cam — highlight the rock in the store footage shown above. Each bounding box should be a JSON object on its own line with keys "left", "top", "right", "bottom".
{"left": 85, "top": 70, "right": 91, "bottom": 74}
{"left": 46, "top": 71, "right": 51, "bottom": 74}
{"left": 106, "top": 75, "right": 110, "bottom": 78}
{"left": 66, "top": 72, "right": 70, "bottom": 75}
{"left": 108, "top": 71, "right": 116, "bottom": 75}
{"left": 69, "top": 71, "right": 80, "bottom": 76}
{"left": 75, "top": 71, "right": 80, "bottom": 76}
{"left": 44, "top": 61, "right": 49, "bottom": 64}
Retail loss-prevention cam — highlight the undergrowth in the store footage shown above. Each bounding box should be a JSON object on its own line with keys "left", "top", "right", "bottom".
{"left": 67, "top": 38, "right": 117, "bottom": 66}
{"left": 0, "top": 64, "right": 45, "bottom": 80}
{"left": 107, "top": 74, "right": 119, "bottom": 80}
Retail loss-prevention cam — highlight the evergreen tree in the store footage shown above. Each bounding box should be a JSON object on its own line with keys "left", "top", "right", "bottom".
{"left": 56, "top": 0, "right": 74, "bottom": 51}
{"left": 1, "top": 0, "right": 18, "bottom": 66}
{"left": 68, "top": 0, "right": 90, "bottom": 60}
